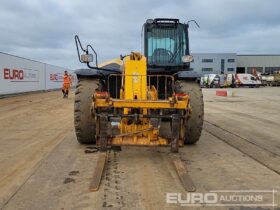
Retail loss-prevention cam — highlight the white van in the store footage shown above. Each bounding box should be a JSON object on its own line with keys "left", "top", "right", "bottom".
{"left": 200, "top": 74, "right": 224, "bottom": 88}
{"left": 226, "top": 74, "right": 261, "bottom": 87}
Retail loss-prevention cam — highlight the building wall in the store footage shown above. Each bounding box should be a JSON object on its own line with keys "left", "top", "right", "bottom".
{"left": 190, "top": 53, "right": 237, "bottom": 75}
{"left": 190, "top": 53, "right": 280, "bottom": 75}
{"left": 237, "top": 55, "right": 280, "bottom": 74}
{"left": 0, "top": 52, "right": 75, "bottom": 95}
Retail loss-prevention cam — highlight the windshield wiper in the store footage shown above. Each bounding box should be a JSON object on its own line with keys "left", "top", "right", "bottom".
{"left": 169, "top": 41, "right": 183, "bottom": 63}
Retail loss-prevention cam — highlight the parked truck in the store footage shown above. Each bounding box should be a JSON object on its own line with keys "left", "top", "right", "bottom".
{"left": 201, "top": 73, "right": 261, "bottom": 88}
{"left": 261, "top": 72, "right": 280, "bottom": 86}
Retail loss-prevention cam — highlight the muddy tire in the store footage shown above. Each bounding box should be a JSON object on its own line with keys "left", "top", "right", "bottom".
{"left": 74, "top": 78, "right": 99, "bottom": 144}
{"left": 176, "top": 80, "right": 204, "bottom": 144}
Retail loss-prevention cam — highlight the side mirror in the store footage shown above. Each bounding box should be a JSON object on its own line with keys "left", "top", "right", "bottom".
{"left": 182, "top": 55, "right": 193, "bottom": 63}
{"left": 81, "top": 54, "right": 93, "bottom": 63}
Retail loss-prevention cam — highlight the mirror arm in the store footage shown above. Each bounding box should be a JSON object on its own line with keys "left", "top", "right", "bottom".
{"left": 187, "top": 20, "right": 200, "bottom": 28}
{"left": 87, "top": 45, "right": 98, "bottom": 67}
{"left": 75, "top": 35, "right": 87, "bottom": 63}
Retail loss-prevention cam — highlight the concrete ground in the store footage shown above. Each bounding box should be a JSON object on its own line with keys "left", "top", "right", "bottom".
{"left": 0, "top": 87, "right": 279, "bottom": 210}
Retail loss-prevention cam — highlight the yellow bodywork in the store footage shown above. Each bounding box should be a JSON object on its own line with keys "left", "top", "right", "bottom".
{"left": 93, "top": 52, "right": 189, "bottom": 146}
{"left": 123, "top": 53, "right": 147, "bottom": 100}
{"left": 98, "top": 58, "right": 122, "bottom": 68}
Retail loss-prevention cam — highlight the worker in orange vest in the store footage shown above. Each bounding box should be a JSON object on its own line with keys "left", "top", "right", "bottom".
{"left": 62, "top": 70, "right": 72, "bottom": 98}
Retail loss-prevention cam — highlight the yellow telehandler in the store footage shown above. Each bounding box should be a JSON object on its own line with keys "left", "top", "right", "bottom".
{"left": 74, "top": 18, "right": 203, "bottom": 191}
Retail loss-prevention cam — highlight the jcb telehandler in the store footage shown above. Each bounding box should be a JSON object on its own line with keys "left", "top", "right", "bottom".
{"left": 74, "top": 18, "right": 203, "bottom": 191}
{"left": 74, "top": 18, "right": 203, "bottom": 154}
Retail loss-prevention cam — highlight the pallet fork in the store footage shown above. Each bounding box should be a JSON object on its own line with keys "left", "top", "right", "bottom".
{"left": 89, "top": 151, "right": 195, "bottom": 192}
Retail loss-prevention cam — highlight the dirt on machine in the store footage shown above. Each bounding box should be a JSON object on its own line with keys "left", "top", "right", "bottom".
{"left": 74, "top": 18, "right": 204, "bottom": 191}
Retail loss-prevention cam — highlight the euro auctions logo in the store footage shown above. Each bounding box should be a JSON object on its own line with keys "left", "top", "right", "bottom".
{"left": 3, "top": 68, "right": 24, "bottom": 80}
{"left": 50, "top": 73, "right": 63, "bottom": 81}
{"left": 3, "top": 68, "right": 38, "bottom": 82}
{"left": 166, "top": 190, "right": 278, "bottom": 207}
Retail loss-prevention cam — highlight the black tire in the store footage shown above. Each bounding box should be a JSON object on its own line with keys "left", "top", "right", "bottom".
{"left": 74, "top": 78, "right": 99, "bottom": 144}
{"left": 175, "top": 80, "right": 204, "bottom": 144}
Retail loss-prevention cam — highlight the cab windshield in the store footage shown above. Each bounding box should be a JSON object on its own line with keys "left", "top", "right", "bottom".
{"left": 147, "top": 25, "right": 187, "bottom": 66}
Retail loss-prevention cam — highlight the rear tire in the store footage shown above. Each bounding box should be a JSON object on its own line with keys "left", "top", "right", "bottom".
{"left": 176, "top": 80, "right": 204, "bottom": 145}
{"left": 74, "top": 78, "right": 100, "bottom": 144}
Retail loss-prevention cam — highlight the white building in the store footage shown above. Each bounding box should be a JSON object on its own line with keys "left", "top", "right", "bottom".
{"left": 190, "top": 53, "right": 280, "bottom": 75}
{"left": 237, "top": 55, "right": 280, "bottom": 74}
{"left": 190, "top": 53, "right": 237, "bottom": 75}
{"left": 0, "top": 52, "right": 74, "bottom": 95}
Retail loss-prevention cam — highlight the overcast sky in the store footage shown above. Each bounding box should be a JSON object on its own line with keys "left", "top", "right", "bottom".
{"left": 0, "top": 0, "right": 280, "bottom": 69}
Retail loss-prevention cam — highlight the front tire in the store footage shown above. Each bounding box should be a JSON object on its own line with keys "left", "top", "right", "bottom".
{"left": 176, "top": 80, "right": 204, "bottom": 144}
{"left": 74, "top": 78, "right": 100, "bottom": 144}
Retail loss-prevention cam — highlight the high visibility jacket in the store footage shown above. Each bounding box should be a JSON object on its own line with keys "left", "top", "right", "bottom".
{"left": 63, "top": 75, "right": 72, "bottom": 84}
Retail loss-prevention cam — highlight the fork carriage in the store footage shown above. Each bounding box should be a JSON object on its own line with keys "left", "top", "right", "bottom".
{"left": 92, "top": 54, "right": 190, "bottom": 153}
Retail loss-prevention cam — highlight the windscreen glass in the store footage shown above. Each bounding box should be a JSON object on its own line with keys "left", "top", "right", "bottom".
{"left": 147, "top": 25, "right": 186, "bottom": 65}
